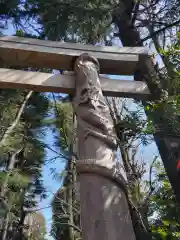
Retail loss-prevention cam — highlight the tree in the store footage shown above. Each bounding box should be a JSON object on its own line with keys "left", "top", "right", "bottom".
{"left": 0, "top": 89, "right": 49, "bottom": 239}
{"left": 149, "top": 160, "right": 180, "bottom": 240}
{"left": 112, "top": 1, "right": 180, "bottom": 203}
{"left": 106, "top": 97, "right": 153, "bottom": 238}
{"left": 0, "top": 0, "right": 21, "bottom": 31}
{"left": 51, "top": 100, "right": 81, "bottom": 240}
{"left": 24, "top": 212, "right": 47, "bottom": 240}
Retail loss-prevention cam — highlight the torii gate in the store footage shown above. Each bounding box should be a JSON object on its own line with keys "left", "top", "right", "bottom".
{"left": 0, "top": 36, "right": 179, "bottom": 239}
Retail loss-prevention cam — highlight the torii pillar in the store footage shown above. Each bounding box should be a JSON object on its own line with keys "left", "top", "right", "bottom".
{"left": 72, "top": 53, "right": 136, "bottom": 240}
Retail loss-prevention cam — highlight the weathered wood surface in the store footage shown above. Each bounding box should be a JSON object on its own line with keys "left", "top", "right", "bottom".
{"left": 0, "top": 68, "right": 150, "bottom": 99}
{"left": 0, "top": 36, "right": 149, "bottom": 75}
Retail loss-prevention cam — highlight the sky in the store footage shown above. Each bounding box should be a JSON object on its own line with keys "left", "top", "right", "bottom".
{"left": 2, "top": 22, "right": 160, "bottom": 240}
{"left": 40, "top": 128, "right": 65, "bottom": 239}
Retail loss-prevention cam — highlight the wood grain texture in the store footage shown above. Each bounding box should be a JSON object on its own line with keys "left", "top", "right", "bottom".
{"left": 0, "top": 36, "right": 149, "bottom": 55}
{"left": 0, "top": 68, "right": 150, "bottom": 99}
{"left": 0, "top": 36, "right": 149, "bottom": 75}
{"left": 79, "top": 174, "right": 136, "bottom": 240}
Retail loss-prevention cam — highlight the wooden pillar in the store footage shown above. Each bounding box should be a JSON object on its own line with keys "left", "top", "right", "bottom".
{"left": 72, "top": 53, "right": 136, "bottom": 240}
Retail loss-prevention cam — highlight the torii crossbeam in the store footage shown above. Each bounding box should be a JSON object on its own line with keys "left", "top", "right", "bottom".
{"left": 0, "top": 36, "right": 150, "bottom": 100}
{"left": 0, "top": 68, "right": 150, "bottom": 99}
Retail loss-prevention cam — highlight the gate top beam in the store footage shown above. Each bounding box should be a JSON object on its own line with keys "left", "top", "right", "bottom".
{"left": 0, "top": 36, "right": 149, "bottom": 75}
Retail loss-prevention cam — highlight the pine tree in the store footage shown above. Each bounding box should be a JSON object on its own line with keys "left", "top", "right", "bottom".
{"left": 51, "top": 100, "right": 81, "bottom": 240}
{"left": 0, "top": 90, "right": 49, "bottom": 239}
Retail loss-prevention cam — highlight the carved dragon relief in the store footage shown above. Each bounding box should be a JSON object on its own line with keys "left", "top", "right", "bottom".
{"left": 73, "top": 53, "right": 117, "bottom": 168}
{"left": 72, "top": 53, "right": 127, "bottom": 188}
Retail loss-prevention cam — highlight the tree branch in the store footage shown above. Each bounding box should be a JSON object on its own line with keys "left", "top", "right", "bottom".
{"left": 143, "top": 156, "right": 158, "bottom": 205}
{"left": 58, "top": 222, "right": 82, "bottom": 233}
{"left": 131, "top": 1, "right": 140, "bottom": 26}
{"left": 0, "top": 147, "right": 24, "bottom": 198}
{"left": 0, "top": 91, "right": 33, "bottom": 147}
{"left": 138, "top": 19, "right": 180, "bottom": 44}
{"left": 136, "top": 19, "right": 170, "bottom": 27}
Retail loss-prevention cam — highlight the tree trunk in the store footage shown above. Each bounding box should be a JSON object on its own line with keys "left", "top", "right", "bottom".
{"left": 113, "top": 0, "right": 180, "bottom": 203}
{"left": 0, "top": 92, "right": 32, "bottom": 240}
{"left": 67, "top": 157, "right": 75, "bottom": 240}
{"left": 64, "top": 116, "right": 77, "bottom": 240}
{"left": 1, "top": 212, "right": 9, "bottom": 240}
{"left": 107, "top": 97, "right": 150, "bottom": 238}
{"left": 17, "top": 208, "right": 26, "bottom": 240}
{"left": 0, "top": 148, "right": 24, "bottom": 198}
{"left": 0, "top": 91, "right": 32, "bottom": 148}
{"left": 0, "top": 148, "right": 24, "bottom": 240}
{"left": 120, "top": 146, "right": 150, "bottom": 239}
